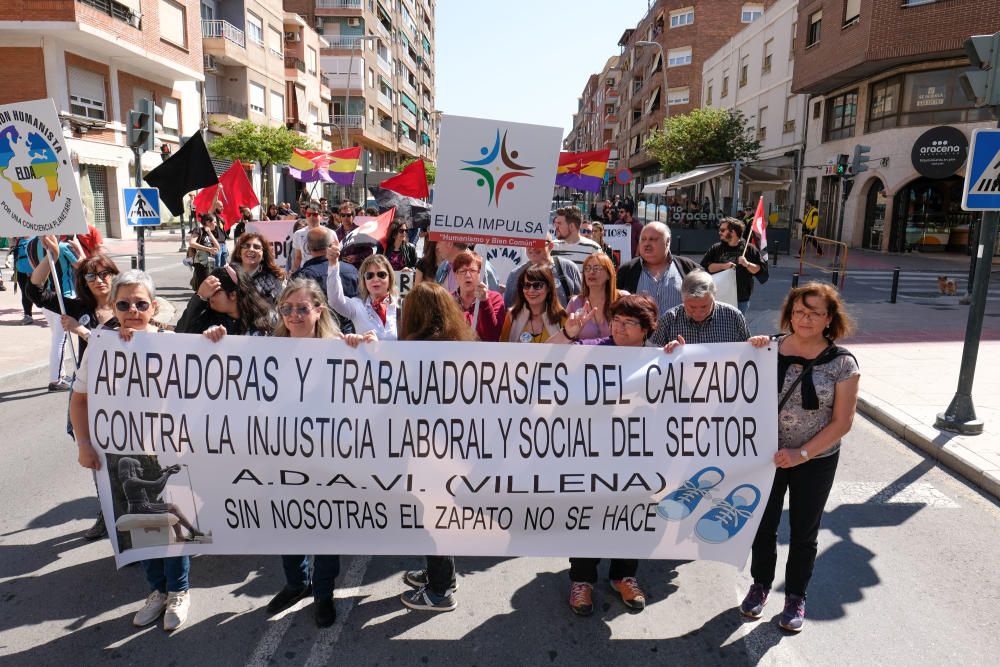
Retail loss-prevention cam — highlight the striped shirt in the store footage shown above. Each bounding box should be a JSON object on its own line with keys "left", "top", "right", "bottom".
{"left": 647, "top": 301, "right": 750, "bottom": 347}
{"left": 637, "top": 261, "right": 683, "bottom": 318}
{"left": 551, "top": 237, "right": 602, "bottom": 268}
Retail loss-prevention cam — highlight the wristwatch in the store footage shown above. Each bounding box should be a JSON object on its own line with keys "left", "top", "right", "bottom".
{"left": 799, "top": 449, "right": 809, "bottom": 461}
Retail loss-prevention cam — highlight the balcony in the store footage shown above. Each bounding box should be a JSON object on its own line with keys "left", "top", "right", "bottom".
{"left": 202, "top": 20, "right": 245, "bottom": 48}
{"left": 325, "top": 36, "right": 364, "bottom": 50}
{"left": 316, "top": 0, "right": 362, "bottom": 7}
{"left": 284, "top": 56, "right": 305, "bottom": 72}
{"left": 606, "top": 88, "right": 619, "bottom": 98}
{"left": 375, "top": 21, "right": 391, "bottom": 41}
{"left": 604, "top": 114, "right": 618, "bottom": 128}
{"left": 376, "top": 53, "right": 393, "bottom": 77}
{"left": 78, "top": 0, "right": 140, "bottom": 28}
{"left": 377, "top": 91, "right": 393, "bottom": 111}
{"left": 206, "top": 96, "right": 247, "bottom": 133}
{"left": 398, "top": 136, "right": 418, "bottom": 155}
{"left": 783, "top": 119, "right": 796, "bottom": 133}
{"left": 369, "top": 124, "right": 395, "bottom": 148}
{"left": 331, "top": 114, "right": 364, "bottom": 129}
{"left": 400, "top": 106, "right": 417, "bottom": 126}
{"left": 202, "top": 20, "right": 247, "bottom": 66}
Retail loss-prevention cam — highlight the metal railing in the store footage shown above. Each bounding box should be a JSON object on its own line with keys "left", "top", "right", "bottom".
{"left": 399, "top": 106, "right": 417, "bottom": 126}
{"left": 325, "top": 36, "right": 364, "bottom": 49}
{"left": 78, "top": 0, "right": 140, "bottom": 27}
{"left": 205, "top": 96, "right": 247, "bottom": 117}
{"left": 284, "top": 56, "right": 305, "bottom": 72}
{"left": 331, "top": 114, "right": 364, "bottom": 129}
{"left": 375, "top": 20, "right": 391, "bottom": 40}
{"left": 399, "top": 136, "right": 417, "bottom": 153}
{"left": 202, "top": 20, "right": 246, "bottom": 48}
{"left": 372, "top": 125, "right": 394, "bottom": 144}
{"left": 376, "top": 53, "right": 393, "bottom": 76}
{"left": 316, "top": 0, "right": 362, "bottom": 7}
{"left": 377, "top": 91, "right": 393, "bottom": 110}
{"left": 798, "top": 235, "right": 849, "bottom": 288}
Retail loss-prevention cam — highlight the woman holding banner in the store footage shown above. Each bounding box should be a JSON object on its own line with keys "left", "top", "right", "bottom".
{"left": 69, "top": 270, "right": 196, "bottom": 632}
{"left": 176, "top": 265, "right": 274, "bottom": 338}
{"left": 499, "top": 266, "right": 567, "bottom": 343}
{"left": 396, "top": 281, "right": 475, "bottom": 612}
{"left": 263, "top": 278, "right": 373, "bottom": 627}
{"left": 325, "top": 239, "right": 400, "bottom": 340}
{"left": 740, "top": 283, "right": 859, "bottom": 632}
{"left": 229, "top": 231, "right": 285, "bottom": 305}
{"left": 451, "top": 251, "right": 505, "bottom": 342}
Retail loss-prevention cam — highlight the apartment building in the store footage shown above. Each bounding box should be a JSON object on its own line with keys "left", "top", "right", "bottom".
{"left": 284, "top": 0, "right": 437, "bottom": 199}
{"left": 793, "top": 0, "right": 1000, "bottom": 254}
{"left": 702, "top": 0, "right": 806, "bottom": 224}
{"left": 0, "top": 0, "right": 204, "bottom": 236}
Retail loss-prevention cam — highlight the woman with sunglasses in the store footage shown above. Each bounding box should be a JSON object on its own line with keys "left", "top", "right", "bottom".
{"left": 69, "top": 270, "right": 197, "bottom": 632}
{"left": 264, "top": 278, "right": 373, "bottom": 627}
{"left": 551, "top": 253, "right": 626, "bottom": 343}
{"left": 378, "top": 219, "right": 418, "bottom": 271}
{"left": 499, "top": 265, "right": 567, "bottom": 343}
{"left": 230, "top": 231, "right": 285, "bottom": 305}
{"left": 451, "top": 250, "right": 505, "bottom": 342}
{"left": 325, "top": 238, "right": 399, "bottom": 340}
{"left": 176, "top": 265, "right": 274, "bottom": 338}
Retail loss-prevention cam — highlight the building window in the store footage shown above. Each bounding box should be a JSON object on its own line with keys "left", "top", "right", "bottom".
{"left": 268, "top": 27, "right": 283, "bottom": 58}
{"left": 68, "top": 67, "right": 106, "bottom": 120}
{"left": 161, "top": 97, "right": 180, "bottom": 138}
{"left": 823, "top": 90, "right": 858, "bottom": 142}
{"left": 807, "top": 10, "right": 822, "bottom": 47}
{"left": 249, "top": 82, "right": 265, "bottom": 114}
{"left": 158, "top": 0, "right": 187, "bottom": 48}
{"left": 790, "top": 21, "right": 797, "bottom": 59}
{"left": 667, "top": 87, "right": 690, "bottom": 106}
{"left": 706, "top": 83, "right": 713, "bottom": 106}
{"left": 813, "top": 100, "right": 822, "bottom": 119}
{"left": 783, "top": 92, "right": 797, "bottom": 133}
{"left": 669, "top": 7, "right": 694, "bottom": 28}
{"left": 667, "top": 47, "right": 692, "bottom": 67}
{"left": 757, "top": 106, "right": 767, "bottom": 141}
{"left": 762, "top": 39, "right": 773, "bottom": 74}
{"left": 741, "top": 3, "right": 763, "bottom": 23}
{"left": 722, "top": 76, "right": 729, "bottom": 98}
{"left": 867, "top": 75, "right": 901, "bottom": 132}
{"left": 306, "top": 47, "right": 317, "bottom": 75}
{"left": 739, "top": 55, "right": 749, "bottom": 87}
{"left": 844, "top": 0, "right": 861, "bottom": 26}
{"left": 270, "top": 91, "right": 284, "bottom": 123}
{"left": 308, "top": 103, "right": 318, "bottom": 128}
{"left": 247, "top": 12, "right": 264, "bottom": 46}
{"left": 866, "top": 66, "right": 993, "bottom": 132}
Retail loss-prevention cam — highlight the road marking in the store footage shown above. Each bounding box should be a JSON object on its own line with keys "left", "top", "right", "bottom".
{"left": 831, "top": 481, "right": 959, "bottom": 508}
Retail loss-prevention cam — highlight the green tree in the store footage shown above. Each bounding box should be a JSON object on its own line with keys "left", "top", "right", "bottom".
{"left": 398, "top": 157, "right": 436, "bottom": 185}
{"left": 207, "top": 120, "right": 314, "bottom": 203}
{"left": 644, "top": 107, "right": 760, "bottom": 176}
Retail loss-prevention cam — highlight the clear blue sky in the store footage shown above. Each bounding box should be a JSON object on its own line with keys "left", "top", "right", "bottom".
{"left": 435, "top": 0, "right": 653, "bottom": 141}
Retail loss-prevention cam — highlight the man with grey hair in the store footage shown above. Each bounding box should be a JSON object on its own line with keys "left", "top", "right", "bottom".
{"left": 617, "top": 221, "right": 699, "bottom": 317}
{"left": 292, "top": 227, "right": 359, "bottom": 313}
{"left": 648, "top": 270, "right": 750, "bottom": 348}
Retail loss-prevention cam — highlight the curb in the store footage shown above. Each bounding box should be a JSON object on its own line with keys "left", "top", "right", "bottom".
{"left": 857, "top": 391, "right": 1000, "bottom": 502}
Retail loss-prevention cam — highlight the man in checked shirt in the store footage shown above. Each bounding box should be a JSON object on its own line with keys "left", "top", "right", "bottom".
{"left": 648, "top": 270, "right": 752, "bottom": 349}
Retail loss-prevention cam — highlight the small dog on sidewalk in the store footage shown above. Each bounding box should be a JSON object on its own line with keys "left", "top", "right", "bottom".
{"left": 937, "top": 276, "right": 957, "bottom": 296}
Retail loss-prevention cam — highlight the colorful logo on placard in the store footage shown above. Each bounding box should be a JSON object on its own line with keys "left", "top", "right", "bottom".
{"left": 461, "top": 129, "right": 533, "bottom": 207}
{"left": 0, "top": 125, "right": 63, "bottom": 216}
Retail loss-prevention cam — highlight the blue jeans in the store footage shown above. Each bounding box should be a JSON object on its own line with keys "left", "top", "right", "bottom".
{"left": 142, "top": 556, "right": 190, "bottom": 593}
{"left": 737, "top": 300, "right": 750, "bottom": 315}
{"left": 215, "top": 242, "right": 229, "bottom": 268}
{"left": 281, "top": 554, "right": 341, "bottom": 600}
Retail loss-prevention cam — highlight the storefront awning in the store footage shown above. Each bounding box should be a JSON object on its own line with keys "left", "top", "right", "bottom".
{"left": 642, "top": 163, "right": 789, "bottom": 194}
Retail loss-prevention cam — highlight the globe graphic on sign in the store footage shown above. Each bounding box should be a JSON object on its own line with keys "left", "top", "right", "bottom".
{"left": 0, "top": 125, "right": 62, "bottom": 216}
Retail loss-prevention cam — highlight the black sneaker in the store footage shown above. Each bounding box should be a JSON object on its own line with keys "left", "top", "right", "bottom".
{"left": 739, "top": 583, "right": 769, "bottom": 619}
{"left": 266, "top": 584, "right": 311, "bottom": 614}
{"left": 48, "top": 380, "right": 71, "bottom": 392}
{"left": 400, "top": 586, "right": 457, "bottom": 612}
{"left": 403, "top": 570, "right": 459, "bottom": 592}
{"left": 314, "top": 596, "right": 336, "bottom": 628}
{"left": 778, "top": 594, "right": 806, "bottom": 632}
{"left": 83, "top": 514, "right": 107, "bottom": 540}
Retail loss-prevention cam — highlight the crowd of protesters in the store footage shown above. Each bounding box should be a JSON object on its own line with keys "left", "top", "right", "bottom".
{"left": 7, "top": 198, "right": 859, "bottom": 637}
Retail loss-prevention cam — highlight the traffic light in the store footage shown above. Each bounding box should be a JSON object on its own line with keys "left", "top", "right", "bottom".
{"left": 851, "top": 145, "right": 871, "bottom": 176}
{"left": 959, "top": 32, "right": 1000, "bottom": 107}
{"left": 127, "top": 98, "right": 163, "bottom": 152}
{"left": 835, "top": 154, "right": 849, "bottom": 176}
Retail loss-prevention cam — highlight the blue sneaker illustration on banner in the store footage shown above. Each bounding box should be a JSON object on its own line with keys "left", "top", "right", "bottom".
{"left": 695, "top": 484, "right": 761, "bottom": 544}
{"left": 656, "top": 466, "right": 725, "bottom": 521}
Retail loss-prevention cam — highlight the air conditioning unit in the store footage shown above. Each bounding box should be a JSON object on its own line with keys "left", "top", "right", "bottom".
{"left": 314, "top": 17, "right": 324, "bottom": 30}
{"left": 347, "top": 17, "right": 361, "bottom": 27}
{"left": 284, "top": 31, "right": 300, "bottom": 42}
{"left": 203, "top": 55, "right": 219, "bottom": 73}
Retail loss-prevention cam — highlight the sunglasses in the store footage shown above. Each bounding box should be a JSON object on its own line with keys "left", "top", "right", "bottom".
{"left": 85, "top": 270, "right": 115, "bottom": 283}
{"left": 340, "top": 212, "right": 354, "bottom": 218}
{"left": 365, "top": 270, "right": 389, "bottom": 280}
{"left": 115, "top": 300, "right": 151, "bottom": 312}
{"left": 580, "top": 229, "right": 593, "bottom": 235}
{"left": 522, "top": 281, "right": 547, "bottom": 292}
{"left": 278, "top": 303, "right": 316, "bottom": 316}
{"left": 240, "top": 242, "right": 264, "bottom": 250}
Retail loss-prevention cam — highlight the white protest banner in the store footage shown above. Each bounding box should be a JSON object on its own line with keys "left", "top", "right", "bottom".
{"left": 248, "top": 220, "right": 297, "bottom": 268}
{"left": 484, "top": 245, "right": 526, "bottom": 288}
{"left": 0, "top": 98, "right": 87, "bottom": 236}
{"left": 712, "top": 268, "right": 738, "bottom": 307}
{"left": 430, "top": 115, "right": 562, "bottom": 248}
{"left": 602, "top": 223, "right": 633, "bottom": 265}
{"left": 86, "top": 332, "right": 777, "bottom": 568}
{"left": 395, "top": 269, "right": 415, "bottom": 298}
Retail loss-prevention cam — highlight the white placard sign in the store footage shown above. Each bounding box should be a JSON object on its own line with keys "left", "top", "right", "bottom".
{"left": 430, "top": 115, "right": 562, "bottom": 248}
{"left": 602, "top": 223, "right": 633, "bottom": 265}
{"left": 247, "top": 220, "right": 297, "bottom": 267}
{"left": 87, "top": 333, "right": 778, "bottom": 568}
{"left": 0, "top": 98, "right": 87, "bottom": 236}
{"left": 484, "top": 245, "right": 526, "bottom": 288}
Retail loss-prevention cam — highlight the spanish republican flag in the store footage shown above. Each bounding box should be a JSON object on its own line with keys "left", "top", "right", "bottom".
{"left": 288, "top": 146, "right": 360, "bottom": 185}
{"left": 555, "top": 149, "right": 611, "bottom": 193}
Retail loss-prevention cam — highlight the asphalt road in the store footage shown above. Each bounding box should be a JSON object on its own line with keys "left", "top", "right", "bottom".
{"left": 2, "top": 363, "right": 998, "bottom": 666}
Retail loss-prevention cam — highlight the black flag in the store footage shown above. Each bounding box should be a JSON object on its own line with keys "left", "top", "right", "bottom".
{"left": 144, "top": 132, "right": 219, "bottom": 216}
{"left": 369, "top": 185, "right": 430, "bottom": 231}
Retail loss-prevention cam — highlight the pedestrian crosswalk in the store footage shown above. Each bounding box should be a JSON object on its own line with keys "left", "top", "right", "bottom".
{"left": 844, "top": 270, "right": 1000, "bottom": 302}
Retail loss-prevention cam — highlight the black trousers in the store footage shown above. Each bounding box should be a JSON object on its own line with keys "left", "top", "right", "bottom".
{"left": 568, "top": 558, "right": 638, "bottom": 584}
{"left": 750, "top": 450, "right": 839, "bottom": 597}
{"left": 16, "top": 272, "right": 32, "bottom": 316}
{"left": 425, "top": 556, "right": 456, "bottom": 595}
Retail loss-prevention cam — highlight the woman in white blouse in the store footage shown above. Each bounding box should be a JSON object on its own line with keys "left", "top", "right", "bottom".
{"left": 325, "top": 238, "right": 399, "bottom": 340}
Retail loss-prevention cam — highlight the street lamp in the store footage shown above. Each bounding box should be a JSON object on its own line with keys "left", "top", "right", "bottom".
{"left": 636, "top": 40, "right": 669, "bottom": 120}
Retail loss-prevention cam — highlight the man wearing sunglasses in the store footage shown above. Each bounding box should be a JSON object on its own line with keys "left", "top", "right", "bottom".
{"left": 334, "top": 202, "right": 357, "bottom": 242}
{"left": 290, "top": 204, "right": 325, "bottom": 273}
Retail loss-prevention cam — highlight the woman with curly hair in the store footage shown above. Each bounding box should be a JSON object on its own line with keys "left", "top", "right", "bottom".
{"left": 176, "top": 265, "right": 274, "bottom": 338}
{"left": 230, "top": 231, "right": 285, "bottom": 304}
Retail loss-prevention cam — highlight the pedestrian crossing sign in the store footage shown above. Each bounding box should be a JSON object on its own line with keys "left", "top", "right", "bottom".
{"left": 962, "top": 129, "right": 1000, "bottom": 211}
{"left": 123, "top": 187, "right": 161, "bottom": 226}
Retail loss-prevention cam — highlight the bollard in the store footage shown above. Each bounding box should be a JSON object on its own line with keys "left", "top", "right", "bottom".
{"left": 792, "top": 273, "right": 799, "bottom": 288}
{"left": 130, "top": 255, "right": 138, "bottom": 270}
{"left": 831, "top": 270, "right": 839, "bottom": 286}
{"left": 773, "top": 241, "right": 778, "bottom": 267}
{"left": 890, "top": 266, "right": 900, "bottom": 304}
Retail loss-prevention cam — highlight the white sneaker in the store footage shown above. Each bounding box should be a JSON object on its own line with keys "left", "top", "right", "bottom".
{"left": 133, "top": 591, "right": 167, "bottom": 627}
{"left": 163, "top": 590, "right": 190, "bottom": 631}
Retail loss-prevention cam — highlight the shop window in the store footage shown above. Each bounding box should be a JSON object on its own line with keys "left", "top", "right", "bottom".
{"left": 823, "top": 89, "right": 857, "bottom": 142}
{"left": 807, "top": 10, "right": 822, "bottom": 47}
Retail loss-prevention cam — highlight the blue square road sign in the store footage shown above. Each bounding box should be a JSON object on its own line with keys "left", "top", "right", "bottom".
{"left": 962, "top": 128, "right": 1000, "bottom": 211}
{"left": 123, "top": 187, "right": 161, "bottom": 226}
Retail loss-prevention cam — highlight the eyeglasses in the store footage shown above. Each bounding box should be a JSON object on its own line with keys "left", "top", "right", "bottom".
{"left": 340, "top": 212, "right": 354, "bottom": 218}
{"left": 791, "top": 308, "right": 828, "bottom": 321}
{"left": 456, "top": 267, "right": 479, "bottom": 276}
{"left": 85, "top": 270, "right": 115, "bottom": 283}
{"left": 278, "top": 303, "right": 316, "bottom": 317}
{"left": 397, "top": 227, "right": 409, "bottom": 233}
{"left": 522, "top": 281, "right": 547, "bottom": 292}
{"left": 115, "top": 300, "right": 151, "bottom": 312}
{"left": 580, "top": 229, "right": 593, "bottom": 236}
{"left": 365, "top": 270, "right": 389, "bottom": 280}
{"left": 611, "top": 317, "right": 642, "bottom": 329}
{"left": 583, "top": 266, "right": 606, "bottom": 274}
{"left": 240, "top": 242, "right": 264, "bottom": 250}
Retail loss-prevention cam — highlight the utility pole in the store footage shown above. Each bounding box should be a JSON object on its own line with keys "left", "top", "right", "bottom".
{"left": 127, "top": 98, "right": 161, "bottom": 271}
